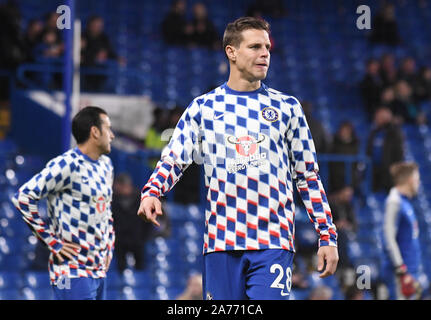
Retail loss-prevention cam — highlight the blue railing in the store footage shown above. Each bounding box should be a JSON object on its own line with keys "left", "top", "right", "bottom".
{"left": 16, "top": 62, "right": 63, "bottom": 90}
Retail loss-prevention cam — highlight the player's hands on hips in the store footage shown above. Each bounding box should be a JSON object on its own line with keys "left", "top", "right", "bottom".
{"left": 317, "top": 246, "right": 339, "bottom": 278}
{"left": 55, "top": 241, "right": 80, "bottom": 263}
{"left": 137, "top": 196, "right": 163, "bottom": 227}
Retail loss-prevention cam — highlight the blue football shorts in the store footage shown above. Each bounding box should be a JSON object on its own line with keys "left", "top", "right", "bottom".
{"left": 203, "top": 249, "right": 294, "bottom": 300}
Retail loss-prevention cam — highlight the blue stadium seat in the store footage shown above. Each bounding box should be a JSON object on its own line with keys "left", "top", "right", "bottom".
{"left": 132, "top": 288, "right": 151, "bottom": 300}
{"left": 0, "top": 252, "right": 29, "bottom": 271}
{"left": 0, "top": 139, "right": 18, "bottom": 154}
{"left": 152, "top": 269, "right": 187, "bottom": 288}
{"left": 149, "top": 284, "right": 183, "bottom": 300}
{"left": 120, "top": 269, "right": 150, "bottom": 288}
{"left": 131, "top": 270, "right": 150, "bottom": 288}
{"left": 22, "top": 271, "right": 51, "bottom": 289}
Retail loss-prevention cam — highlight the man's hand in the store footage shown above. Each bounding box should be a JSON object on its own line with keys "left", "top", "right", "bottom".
{"left": 55, "top": 241, "right": 80, "bottom": 263}
{"left": 317, "top": 246, "right": 339, "bottom": 278}
{"left": 137, "top": 196, "right": 163, "bottom": 227}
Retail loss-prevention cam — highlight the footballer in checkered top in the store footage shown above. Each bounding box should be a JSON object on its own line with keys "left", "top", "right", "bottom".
{"left": 139, "top": 17, "right": 339, "bottom": 300}
{"left": 12, "top": 106, "right": 115, "bottom": 300}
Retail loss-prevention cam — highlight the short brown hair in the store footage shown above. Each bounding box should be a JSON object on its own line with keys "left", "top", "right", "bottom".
{"left": 390, "top": 161, "right": 418, "bottom": 185}
{"left": 223, "top": 17, "right": 270, "bottom": 54}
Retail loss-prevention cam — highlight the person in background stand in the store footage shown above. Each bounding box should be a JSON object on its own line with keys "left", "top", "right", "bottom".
{"left": 189, "top": 2, "right": 220, "bottom": 49}
{"left": 329, "top": 121, "right": 360, "bottom": 193}
{"left": 161, "top": 0, "right": 193, "bottom": 46}
{"left": 366, "top": 106, "right": 404, "bottom": 193}
{"left": 81, "top": 15, "right": 125, "bottom": 92}
{"left": 360, "top": 58, "right": 383, "bottom": 119}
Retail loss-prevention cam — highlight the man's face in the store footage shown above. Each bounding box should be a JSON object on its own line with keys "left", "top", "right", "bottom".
{"left": 229, "top": 29, "right": 271, "bottom": 82}
{"left": 96, "top": 114, "right": 115, "bottom": 154}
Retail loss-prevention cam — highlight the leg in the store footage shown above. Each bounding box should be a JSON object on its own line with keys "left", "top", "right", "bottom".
{"left": 203, "top": 251, "right": 248, "bottom": 300}
{"left": 245, "top": 249, "right": 294, "bottom": 300}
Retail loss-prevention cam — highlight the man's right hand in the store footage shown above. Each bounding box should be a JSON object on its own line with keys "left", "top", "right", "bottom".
{"left": 137, "top": 196, "right": 163, "bottom": 227}
{"left": 55, "top": 241, "right": 80, "bottom": 263}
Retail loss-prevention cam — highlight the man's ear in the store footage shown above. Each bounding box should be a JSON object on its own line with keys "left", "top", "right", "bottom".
{"left": 225, "top": 45, "right": 236, "bottom": 62}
